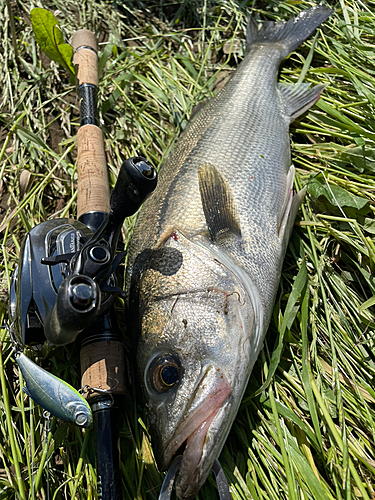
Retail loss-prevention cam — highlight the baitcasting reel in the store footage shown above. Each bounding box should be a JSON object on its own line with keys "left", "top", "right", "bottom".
{"left": 10, "top": 156, "right": 157, "bottom": 347}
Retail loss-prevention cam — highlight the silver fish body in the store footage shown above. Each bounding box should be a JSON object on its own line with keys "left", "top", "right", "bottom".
{"left": 16, "top": 353, "right": 92, "bottom": 428}
{"left": 126, "top": 6, "right": 332, "bottom": 499}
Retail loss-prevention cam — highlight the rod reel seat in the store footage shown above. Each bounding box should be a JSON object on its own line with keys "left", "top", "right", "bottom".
{"left": 10, "top": 156, "right": 157, "bottom": 347}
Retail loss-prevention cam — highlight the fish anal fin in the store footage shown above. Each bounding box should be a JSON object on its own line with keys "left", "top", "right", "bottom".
{"left": 279, "top": 82, "right": 326, "bottom": 123}
{"left": 278, "top": 165, "right": 306, "bottom": 241}
{"left": 198, "top": 163, "right": 241, "bottom": 243}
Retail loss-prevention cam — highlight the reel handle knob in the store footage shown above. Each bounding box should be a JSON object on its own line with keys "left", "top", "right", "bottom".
{"left": 110, "top": 156, "right": 157, "bottom": 221}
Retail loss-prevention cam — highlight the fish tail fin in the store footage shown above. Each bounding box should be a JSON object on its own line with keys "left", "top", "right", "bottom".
{"left": 246, "top": 6, "right": 333, "bottom": 57}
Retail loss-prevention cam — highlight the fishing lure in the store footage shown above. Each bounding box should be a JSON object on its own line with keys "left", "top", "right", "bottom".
{"left": 15, "top": 351, "right": 92, "bottom": 428}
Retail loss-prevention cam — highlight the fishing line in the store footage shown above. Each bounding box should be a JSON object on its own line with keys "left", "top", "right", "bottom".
{"left": 43, "top": 411, "right": 51, "bottom": 500}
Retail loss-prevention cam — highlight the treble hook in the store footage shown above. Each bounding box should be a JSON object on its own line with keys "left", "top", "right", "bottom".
{"left": 1, "top": 322, "right": 21, "bottom": 354}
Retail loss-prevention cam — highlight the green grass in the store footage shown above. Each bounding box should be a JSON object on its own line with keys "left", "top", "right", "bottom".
{"left": 1, "top": 0, "right": 375, "bottom": 498}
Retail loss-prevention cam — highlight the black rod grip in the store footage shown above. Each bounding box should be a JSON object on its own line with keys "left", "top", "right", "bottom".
{"left": 93, "top": 404, "right": 124, "bottom": 500}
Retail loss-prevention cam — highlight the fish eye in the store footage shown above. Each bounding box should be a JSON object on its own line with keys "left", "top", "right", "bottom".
{"left": 149, "top": 354, "right": 181, "bottom": 393}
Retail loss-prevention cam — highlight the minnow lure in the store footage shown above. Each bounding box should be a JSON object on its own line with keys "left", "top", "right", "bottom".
{"left": 15, "top": 352, "right": 92, "bottom": 428}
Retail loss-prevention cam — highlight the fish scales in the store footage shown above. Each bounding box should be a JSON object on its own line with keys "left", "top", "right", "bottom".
{"left": 129, "top": 48, "right": 291, "bottom": 317}
{"left": 126, "top": 6, "right": 333, "bottom": 500}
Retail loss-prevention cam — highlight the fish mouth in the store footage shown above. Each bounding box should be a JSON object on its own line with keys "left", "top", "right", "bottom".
{"left": 162, "top": 367, "right": 231, "bottom": 499}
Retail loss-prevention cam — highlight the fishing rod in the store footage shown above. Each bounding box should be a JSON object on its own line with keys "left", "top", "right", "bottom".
{"left": 70, "top": 31, "right": 231, "bottom": 500}
{"left": 10, "top": 29, "right": 157, "bottom": 499}
{"left": 70, "top": 30, "right": 127, "bottom": 499}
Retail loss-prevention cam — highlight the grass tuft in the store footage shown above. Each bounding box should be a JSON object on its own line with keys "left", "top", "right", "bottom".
{"left": 1, "top": 0, "right": 375, "bottom": 499}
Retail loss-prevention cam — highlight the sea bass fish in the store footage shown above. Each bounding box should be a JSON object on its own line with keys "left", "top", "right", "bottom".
{"left": 126, "top": 6, "right": 332, "bottom": 499}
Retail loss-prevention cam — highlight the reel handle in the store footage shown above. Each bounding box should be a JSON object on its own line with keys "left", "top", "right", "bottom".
{"left": 42, "top": 155, "right": 157, "bottom": 345}
{"left": 72, "top": 30, "right": 110, "bottom": 217}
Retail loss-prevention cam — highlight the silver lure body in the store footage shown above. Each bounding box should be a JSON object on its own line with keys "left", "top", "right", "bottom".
{"left": 16, "top": 352, "right": 92, "bottom": 428}
{"left": 126, "top": 6, "right": 332, "bottom": 499}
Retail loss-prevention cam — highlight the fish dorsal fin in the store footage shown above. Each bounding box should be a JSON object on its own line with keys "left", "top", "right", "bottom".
{"left": 198, "top": 163, "right": 241, "bottom": 242}
{"left": 278, "top": 82, "right": 325, "bottom": 123}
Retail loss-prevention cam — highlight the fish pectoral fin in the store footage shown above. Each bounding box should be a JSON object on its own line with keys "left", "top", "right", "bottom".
{"left": 278, "top": 165, "right": 306, "bottom": 241}
{"left": 198, "top": 163, "right": 241, "bottom": 243}
{"left": 278, "top": 82, "right": 326, "bottom": 123}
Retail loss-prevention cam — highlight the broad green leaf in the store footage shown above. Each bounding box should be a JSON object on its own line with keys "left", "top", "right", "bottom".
{"left": 58, "top": 42, "right": 75, "bottom": 76}
{"left": 30, "top": 8, "right": 74, "bottom": 76}
{"left": 307, "top": 173, "right": 370, "bottom": 217}
{"left": 363, "top": 218, "right": 375, "bottom": 234}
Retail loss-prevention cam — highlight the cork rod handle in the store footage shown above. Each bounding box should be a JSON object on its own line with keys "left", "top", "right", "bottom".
{"left": 72, "top": 30, "right": 126, "bottom": 400}
{"left": 72, "top": 30, "right": 110, "bottom": 217}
